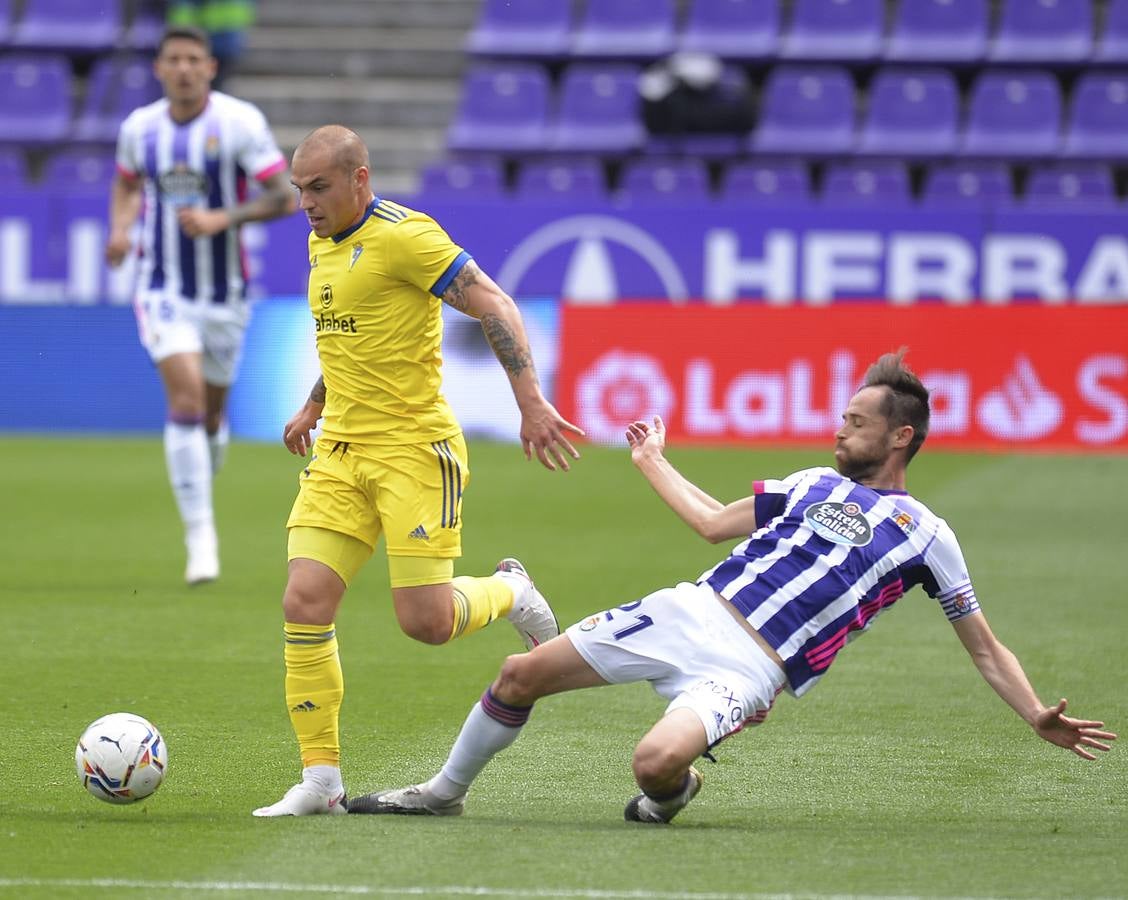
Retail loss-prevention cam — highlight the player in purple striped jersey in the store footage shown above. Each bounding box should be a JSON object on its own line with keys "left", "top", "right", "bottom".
{"left": 349, "top": 350, "right": 1115, "bottom": 824}
{"left": 106, "top": 26, "right": 295, "bottom": 585}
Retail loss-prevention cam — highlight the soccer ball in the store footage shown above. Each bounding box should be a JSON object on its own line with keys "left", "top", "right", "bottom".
{"left": 74, "top": 712, "right": 167, "bottom": 804}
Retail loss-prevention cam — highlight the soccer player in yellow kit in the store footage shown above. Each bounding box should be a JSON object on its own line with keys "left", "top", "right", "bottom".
{"left": 253, "top": 125, "right": 584, "bottom": 816}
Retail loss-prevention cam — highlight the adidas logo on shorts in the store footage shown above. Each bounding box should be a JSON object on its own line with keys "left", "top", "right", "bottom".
{"left": 409, "top": 525, "right": 429, "bottom": 541}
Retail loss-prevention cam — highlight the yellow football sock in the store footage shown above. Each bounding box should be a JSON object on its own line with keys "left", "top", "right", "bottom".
{"left": 283, "top": 622, "right": 343, "bottom": 768}
{"left": 449, "top": 575, "right": 514, "bottom": 641}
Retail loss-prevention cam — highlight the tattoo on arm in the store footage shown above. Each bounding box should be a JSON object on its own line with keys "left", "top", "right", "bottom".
{"left": 441, "top": 262, "right": 479, "bottom": 313}
{"left": 310, "top": 376, "right": 326, "bottom": 404}
{"left": 482, "top": 313, "right": 536, "bottom": 380}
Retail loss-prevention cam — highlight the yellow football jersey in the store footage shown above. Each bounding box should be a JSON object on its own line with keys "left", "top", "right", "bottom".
{"left": 306, "top": 197, "right": 468, "bottom": 444}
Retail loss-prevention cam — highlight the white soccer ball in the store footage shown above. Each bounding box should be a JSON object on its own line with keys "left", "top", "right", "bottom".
{"left": 74, "top": 712, "right": 167, "bottom": 804}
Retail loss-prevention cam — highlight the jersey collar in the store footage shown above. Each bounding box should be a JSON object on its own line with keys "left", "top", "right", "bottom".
{"left": 332, "top": 196, "right": 381, "bottom": 244}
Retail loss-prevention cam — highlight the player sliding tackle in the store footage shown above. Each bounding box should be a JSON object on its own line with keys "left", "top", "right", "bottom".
{"left": 350, "top": 350, "right": 1116, "bottom": 824}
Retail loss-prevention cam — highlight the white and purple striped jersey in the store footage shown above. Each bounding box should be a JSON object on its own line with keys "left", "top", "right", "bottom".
{"left": 701, "top": 467, "right": 979, "bottom": 697}
{"left": 115, "top": 91, "right": 287, "bottom": 304}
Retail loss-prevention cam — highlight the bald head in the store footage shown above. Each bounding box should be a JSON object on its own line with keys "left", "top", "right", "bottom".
{"left": 293, "top": 124, "right": 370, "bottom": 174}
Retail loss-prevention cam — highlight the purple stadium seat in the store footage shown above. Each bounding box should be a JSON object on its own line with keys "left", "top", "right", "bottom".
{"left": 616, "top": 158, "right": 711, "bottom": 206}
{"left": 821, "top": 161, "right": 911, "bottom": 207}
{"left": 73, "top": 56, "right": 161, "bottom": 143}
{"left": 516, "top": 158, "right": 608, "bottom": 203}
{"left": 11, "top": 0, "right": 122, "bottom": 52}
{"left": 0, "top": 0, "right": 11, "bottom": 45}
{"left": 43, "top": 147, "right": 116, "bottom": 192}
{"left": 857, "top": 68, "right": 959, "bottom": 157}
{"left": 1063, "top": 72, "right": 1128, "bottom": 159}
{"left": 781, "top": 0, "right": 885, "bottom": 62}
{"left": 446, "top": 63, "right": 551, "bottom": 154}
{"left": 419, "top": 158, "right": 505, "bottom": 198}
{"left": 123, "top": 1, "right": 165, "bottom": 51}
{"left": 0, "top": 147, "right": 29, "bottom": 188}
{"left": 1025, "top": 163, "right": 1117, "bottom": 207}
{"left": 751, "top": 65, "right": 856, "bottom": 155}
{"left": 571, "top": 0, "right": 678, "bottom": 60}
{"left": 960, "top": 70, "right": 1063, "bottom": 158}
{"left": 678, "top": 0, "right": 781, "bottom": 61}
{"left": 551, "top": 63, "right": 645, "bottom": 154}
{"left": 1094, "top": 0, "right": 1128, "bottom": 63}
{"left": 921, "top": 162, "right": 1013, "bottom": 208}
{"left": 989, "top": 0, "right": 1093, "bottom": 64}
{"left": 719, "top": 160, "right": 812, "bottom": 205}
{"left": 0, "top": 54, "right": 71, "bottom": 144}
{"left": 885, "top": 0, "right": 989, "bottom": 63}
{"left": 465, "top": 0, "right": 573, "bottom": 59}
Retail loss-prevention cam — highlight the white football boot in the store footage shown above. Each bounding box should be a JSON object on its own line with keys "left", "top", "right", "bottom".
{"left": 347, "top": 783, "right": 465, "bottom": 817}
{"left": 252, "top": 782, "right": 347, "bottom": 817}
{"left": 496, "top": 558, "right": 559, "bottom": 650}
{"left": 184, "top": 522, "right": 219, "bottom": 585}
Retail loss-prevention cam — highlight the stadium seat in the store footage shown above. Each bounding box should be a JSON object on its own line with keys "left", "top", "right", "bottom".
{"left": 821, "top": 161, "right": 912, "bottom": 207}
{"left": 1063, "top": 72, "right": 1128, "bottom": 159}
{"left": 677, "top": 0, "right": 781, "bottom": 61}
{"left": 751, "top": 65, "right": 856, "bottom": 155}
{"left": 615, "top": 157, "right": 711, "bottom": 206}
{"left": 0, "top": 0, "right": 11, "bottom": 46}
{"left": 718, "top": 159, "right": 812, "bottom": 206}
{"left": 515, "top": 157, "right": 608, "bottom": 203}
{"left": 920, "top": 162, "right": 1014, "bottom": 208}
{"left": 856, "top": 68, "right": 959, "bottom": 157}
{"left": 571, "top": 0, "right": 678, "bottom": 60}
{"left": 0, "top": 147, "right": 29, "bottom": 189}
{"left": 1094, "top": 0, "right": 1128, "bottom": 63}
{"left": 0, "top": 53, "right": 72, "bottom": 144}
{"left": 73, "top": 56, "right": 161, "bottom": 143}
{"left": 123, "top": 1, "right": 165, "bottom": 51}
{"left": 43, "top": 147, "right": 116, "bottom": 193}
{"left": 10, "top": 0, "right": 122, "bottom": 52}
{"left": 419, "top": 158, "right": 505, "bottom": 198}
{"left": 885, "top": 0, "right": 989, "bottom": 63}
{"left": 446, "top": 63, "right": 552, "bottom": 154}
{"left": 780, "top": 0, "right": 885, "bottom": 62}
{"left": 551, "top": 63, "right": 646, "bottom": 154}
{"left": 465, "top": 0, "right": 574, "bottom": 60}
{"left": 959, "top": 70, "right": 1063, "bottom": 158}
{"left": 1024, "top": 163, "right": 1118, "bottom": 207}
{"left": 989, "top": 0, "right": 1093, "bottom": 64}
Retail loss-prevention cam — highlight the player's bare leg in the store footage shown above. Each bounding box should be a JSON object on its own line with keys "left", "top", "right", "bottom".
{"left": 204, "top": 381, "right": 230, "bottom": 475}
{"left": 624, "top": 708, "right": 708, "bottom": 824}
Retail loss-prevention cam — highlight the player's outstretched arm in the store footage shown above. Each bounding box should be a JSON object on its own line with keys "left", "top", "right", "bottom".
{"left": 626, "top": 416, "right": 758, "bottom": 543}
{"left": 441, "top": 261, "right": 584, "bottom": 471}
{"left": 283, "top": 376, "right": 325, "bottom": 457}
{"left": 952, "top": 614, "right": 1116, "bottom": 759}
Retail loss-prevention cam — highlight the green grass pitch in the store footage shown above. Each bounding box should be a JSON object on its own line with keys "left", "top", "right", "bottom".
{"left": 0, "top": 436, "right": 1125, "bottom": 900}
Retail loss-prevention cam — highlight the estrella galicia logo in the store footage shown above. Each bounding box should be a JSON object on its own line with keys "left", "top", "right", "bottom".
{"left": 804, "top": 500, "right": 873, "bottom": 547}
{"left": 158, "top": 164, "right": 209, "bottom": 205}
{"left": 320, "top": 283, "right": 333, "bottom": 308}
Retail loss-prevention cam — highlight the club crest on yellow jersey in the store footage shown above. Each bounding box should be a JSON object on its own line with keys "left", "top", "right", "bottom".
{"left": 349, "top": 242, "right": 364, "bottom": 271}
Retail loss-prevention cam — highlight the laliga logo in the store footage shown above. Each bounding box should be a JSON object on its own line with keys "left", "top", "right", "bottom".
{"left": 495, "top": 215, "right": 689, "bottom": 302}
{"left": 575, "top": 351, "right": 676, "bottom": 443}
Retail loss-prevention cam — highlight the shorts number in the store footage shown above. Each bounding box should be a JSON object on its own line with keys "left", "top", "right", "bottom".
{"left": 604, "top": 601, "right": 654, "bottom": 641}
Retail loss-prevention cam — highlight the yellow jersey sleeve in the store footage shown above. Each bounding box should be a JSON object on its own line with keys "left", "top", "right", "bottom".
{"left": 385, "top": 210, "right": 472, "bottom": 298}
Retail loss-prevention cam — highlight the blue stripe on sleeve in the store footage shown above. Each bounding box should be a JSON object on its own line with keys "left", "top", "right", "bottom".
{"left": 430, "top": 251, "right": 472, "bottom": 298}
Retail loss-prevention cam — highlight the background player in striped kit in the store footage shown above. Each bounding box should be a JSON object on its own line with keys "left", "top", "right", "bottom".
{"left": 105, "top": 25, "right": 295, "bottom": 585}
{"left": 349, "top": 350, "right": 1116, "bottom": 824}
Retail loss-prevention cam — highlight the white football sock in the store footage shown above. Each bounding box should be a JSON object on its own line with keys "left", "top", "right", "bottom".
{"left": 164, "top": 420, "right": 213, "bottom": 532}
{"left": 428, "top": 701, "right": 526, "bottom": 800}
{"left": 302, "top": 764, "right": 343, "bottom": 794}
{"left": 207, "top": 419, "right": 230, "bottom": 475}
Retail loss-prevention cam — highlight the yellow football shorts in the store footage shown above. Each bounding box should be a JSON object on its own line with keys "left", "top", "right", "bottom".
{"left": 287, "top": 433, "right": 469, "bottom": 586}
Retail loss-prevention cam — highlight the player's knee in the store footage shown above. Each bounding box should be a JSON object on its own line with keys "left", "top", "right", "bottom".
{"left": 282, "top": 581, "right": 331, "bottom": 624}
{"left": 492, "top": 654, "right": 541, "bottom": 706}
{"left": 398, "top": 615, "right": 450, "bottom": 646}
{"left": 631, "top": 740, "right": 683, "bottom": 791}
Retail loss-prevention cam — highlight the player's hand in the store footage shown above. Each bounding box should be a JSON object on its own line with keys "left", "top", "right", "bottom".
{"left": 626, "top": 415, "right": 666, "bottom": 466}
{"left": 520, "top": 399, "right": 584, "bottom": 472}
{"left": 105, "top": 230, "right": 132, "bottom": 267}
{"left": 283, "top": 403, "right": 323, "bottom": 456}
{"left": 1033, "top": 699, "right": 1117, "bottom": 760}
{"left": 177, "top": 207, "right": 230, "bottom": 238}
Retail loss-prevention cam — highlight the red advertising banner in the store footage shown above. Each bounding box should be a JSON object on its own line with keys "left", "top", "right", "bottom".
{"left": 558, "top": 304, "right": 1128, "bottom": 450}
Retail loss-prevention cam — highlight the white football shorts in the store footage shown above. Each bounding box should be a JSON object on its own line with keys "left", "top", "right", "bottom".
{"left": 133, "top": 290, "right": 250, "bottom": 386}
{"left": 566, "top": 581, "right": 786, "bottom": 747}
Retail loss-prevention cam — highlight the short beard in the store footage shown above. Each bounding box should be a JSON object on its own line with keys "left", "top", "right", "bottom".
{"left": 835, "top": 452, "right": 883, "bottom": 482}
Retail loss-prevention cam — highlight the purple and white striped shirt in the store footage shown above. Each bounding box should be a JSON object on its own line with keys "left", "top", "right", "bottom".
{"left": 701, "top": 467, "right": 979, "bottom": 697}
{"left": 115, "top": 91, "right": 287, "bottom": 304}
